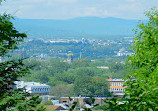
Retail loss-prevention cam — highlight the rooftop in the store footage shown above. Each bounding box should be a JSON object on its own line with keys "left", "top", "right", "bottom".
{"left": 15, "top": 81, "right": 50, "bottom": 88}
{"left": 108, "top": 78, "right": 125, "bottom": 82}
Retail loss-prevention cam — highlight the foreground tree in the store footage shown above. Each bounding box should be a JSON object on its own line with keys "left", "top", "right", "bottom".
{"left": 105, "top": 9, "right": 158, "bottom": 111}
{"left": 0, "top": 1, "right": 45, "bottom": 110}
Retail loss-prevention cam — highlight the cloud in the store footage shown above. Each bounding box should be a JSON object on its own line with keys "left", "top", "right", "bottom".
{"left": 0, "top": 0, "right": 157, "bottom": 19}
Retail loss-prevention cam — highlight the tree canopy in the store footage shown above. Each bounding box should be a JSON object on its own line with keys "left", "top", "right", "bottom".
{"left": 0, "top": 1, "right": 45, "bottom": 110}
{"left": 105, "top": 9, "right": 158, "bottom": 111}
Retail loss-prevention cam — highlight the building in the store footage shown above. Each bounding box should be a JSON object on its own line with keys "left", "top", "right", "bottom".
{"left": 97, "top": 66, "right": 109, "bottom": 69}
{"left": 60, "top": 97, "right": 108, "bottom": 106}
{"left": 108, "top": 77, "right": 127, "bottom": 97}
{"left": 14, "top": 81, "right": 51, "bottom": 95}
{"left": 67, "top": 51, "right": 73, "bottom": 63}
{"left": 117, "top": 51, "right": 133, "bottom": 56}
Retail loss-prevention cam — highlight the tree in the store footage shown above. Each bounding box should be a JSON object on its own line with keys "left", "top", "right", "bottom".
{"left": 54, "top": 72, "right": 77, "bottom": 84}
{"left": 74, "top": 76, "right": 108, "bottom": 96}
{"left": 0, "top": 1, "right": 45, "bottom": 110}
{"left": 70, "top": 59, "right": 90, "bottom": 69}
{"left": 48, "top": 60, "right": 70, "bottom": 74}
{"left": 29, "top": 70, "right": 50, "bottom": 83}
{"left": 42, "top": 100, "right": 53, "bottom": 105}
{"left": 109, "top": 62, "right": 126, "bottom": 73}
{"left": 76, "top": 67, "right": 95, "bottom": 77}
{"left": 105, "top": 9, "right": 158, "bottom": 111}
{"left": 74, "top": 76, "right": 92, "bottom": 96}
{"left": 50, "top": 84, "right": 74, "bottom": 99}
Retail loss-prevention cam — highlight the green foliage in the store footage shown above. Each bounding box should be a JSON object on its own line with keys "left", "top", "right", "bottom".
{"left": 0, "top": 11, "right": 45, "bottom": 110}
{"left": 47, "top": 59, "right": 70, "bottom": 74}
{"left": 109, "top": 62, "right": 126, "bottom": 73}
{"left": 48, "top": 76, "right": 68, "bottom": 86}
{"left": 30, "top": 70, "right": 50, "bottom": 83}
{"left": 50, "top": 84, "right": 74, "bottom": 99}
{"left": 74, "top": 76, "right": 108, "bottom": 96}
{"left": 54, "top": 72, "right": 77, "bottom": 84}
{"left": 70, "top": 59, "right": 90, "bottom": 69}
{"left": 75, "top": 67, "right": 95, "bottom": 77}
{"left": 108, "top": 62, "right": 131, "bottom": 78}
{"left": 23, "top": 57, "right": 110, "bottom": 97}
{"left": 0, "top": 15, "right": 27, "bottom": 56}
{"left": 42, "top": 100, "right": 53, "bottom": 105}
{"left": 0, "top": 14, "right": 27, "bottom": 94}
{"left": 105, "top": 9, "right": 158, "bottom": 111}
{"left": 24, "top": 59, "right": 43, "bottom": 70}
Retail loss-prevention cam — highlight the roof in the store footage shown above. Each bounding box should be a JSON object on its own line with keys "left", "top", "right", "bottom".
{"left": 108, "top": 79, "right": 124, "bottom": 82}
{"left": 44, "top": 105, "right": 66, "bottom": 110}
{"left": 60, "top": 97, "right": 90, "bottom": 99}
{"left": 60, "top": 97, "right": 108, "bottom": 99}
{"left": 15, "top": 81, "right": 50, "bottom": 88}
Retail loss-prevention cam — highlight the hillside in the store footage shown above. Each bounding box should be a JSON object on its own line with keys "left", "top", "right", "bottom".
{"left": 12, "top": 17, "right": 142, "bottom": 39}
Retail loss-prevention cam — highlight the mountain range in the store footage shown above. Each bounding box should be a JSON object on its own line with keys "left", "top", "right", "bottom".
{"left": 12, "top": 17, "right": 144, "bottom": 39}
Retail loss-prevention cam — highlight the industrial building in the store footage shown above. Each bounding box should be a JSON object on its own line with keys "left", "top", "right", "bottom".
{"left": 14, "top": 81, "right": 51, "bottom": 95}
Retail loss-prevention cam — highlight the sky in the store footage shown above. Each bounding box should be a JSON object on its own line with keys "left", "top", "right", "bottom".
{"left": 0, "top": 0, "right": 158, "bottom": 20}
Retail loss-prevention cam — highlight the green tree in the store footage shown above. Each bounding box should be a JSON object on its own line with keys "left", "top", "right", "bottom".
{"left": 108, "top": 62, "right": 130, "bottom": 78}
{"left": 76, "top": 67, "right": 95, "bottom": 77}
{"left": 92, "top": 77, "right": 109, "bottom": 96}
{"left": 50, "top": 84, "right": 74, "bottom": 99}
{"left": 0, "top": 1, "right": 45, "bottom": 110}
{"left": 109, "top": 62, "right": 125, "bottom": 73}
{"left": 105, "top": 9, "right": 158, "bottom": 111}
{"left": 29, "top": 70, "right": 50, "bottom": 83}
{"left": 42, "top": 100, "right": 53, "bottom": 105}
{"left": 48, "top": 60, "right": 70, "bottom": 74}
{"left": 74, "top": 76, "right": 108, "bottom": 96}
{"left": 74, "top": 76, "right": 92, "bottom": 96}
{"left": 71, "top": 59, "right": 90, "bottom": 69}
{"left": 24, "top": 59, "right": 43, "bottom": 70}
{"left": 54, "top": 72, "right": 77, "bottom": 84}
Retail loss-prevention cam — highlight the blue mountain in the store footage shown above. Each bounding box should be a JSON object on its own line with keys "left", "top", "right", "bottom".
{"left": 12, "top": 17, "right": 143, "bottom": 39}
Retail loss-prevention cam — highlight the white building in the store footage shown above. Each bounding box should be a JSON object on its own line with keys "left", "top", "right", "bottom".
{"left": 117, "top": 51, "right": 133, "bottom": 56}
{"left": 108, "top": 77, "right": 127, "bottom": 97}
{"left": 14, "top": 81, "right": 51, "bottom": 95}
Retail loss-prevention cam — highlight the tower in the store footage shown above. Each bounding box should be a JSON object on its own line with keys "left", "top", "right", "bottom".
{"left": 80, "top": 51, "right": 82, "bottom": 61}
{"left": 67, "top": 51, "right": 73, "bottom": 63}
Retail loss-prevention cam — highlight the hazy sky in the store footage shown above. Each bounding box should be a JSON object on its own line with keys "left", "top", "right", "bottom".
{"left": 0, "top": 0, "right": 157, "bottom": 20}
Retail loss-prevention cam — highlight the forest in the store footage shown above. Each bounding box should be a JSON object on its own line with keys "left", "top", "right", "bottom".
{"left": 23, "top": 58, "right": 130, "bottom": 98}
